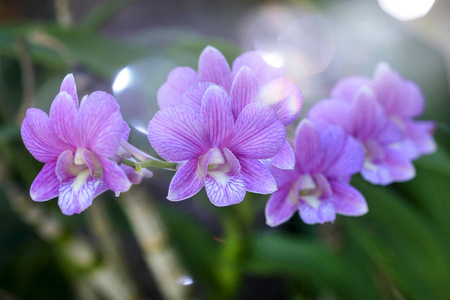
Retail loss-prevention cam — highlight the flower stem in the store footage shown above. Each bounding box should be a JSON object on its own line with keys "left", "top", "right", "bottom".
{"left": 121, "top": 158, "right": 178, "bottom": 171}
{"left": 214, "top": 195, "right": 255, "bottom": 299}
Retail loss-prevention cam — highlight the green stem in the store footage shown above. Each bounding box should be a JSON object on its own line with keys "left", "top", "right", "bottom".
{"left": 214, "top": 195, "right": 255, "bottom": 299}
{"left": 121, "top": 158, "right": 178, "bottom": 171}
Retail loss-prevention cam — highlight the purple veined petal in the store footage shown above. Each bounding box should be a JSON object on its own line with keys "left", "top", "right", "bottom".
{"left": 58, "top": 176, "right": 101, "bottom": 215}
{"left": 299, "top": 199, "right": 336, "bottom": 225}
{"left": 331, "top": 76, "right": 373, "bottom": 103}
{"left": 307, "top": 99, "right": 353, "bottom": 134}
{"left": 265, "top": 186, "right": 298, "bottom": 227}
{"left": 257, "top": 77, "right": 303, "bottom": 126}
{"left": 204, "top": 171, "right": 246, "bottom": 207}
{"left": 79, "top": 91, "right": 124, "bottom": 157}
{"left": 270, "top": 166, "right": 297, "bottom": 189}
{"left": 49, "top": 91, "right": 82, "bottom": 147}
{"left": 204, "top": 148, "right": 246, "bottom": 206}
{"left": 227, "top": 103, "right": 286, "bottom": 159}
{"left": 168, "top": 156, "right": 209, "bottom": 201}
{"left": 182, "top": 82, "right": 215, "bottom": 113}
{"left": 329, "top": 180, "right": 368, "bottom": 216}
{"left": 148, "top": 105, "right": 209, "bottom": 161}
{"left": 100, "top": 158, "right": 132, "bottom": 193}
{"left": 198, "top": 46, "right": 232, "bottom": 91}
{"left": 120, "top": 120, "right": 131, "bottom": 141}
{"left": 231, "top": 51, "right": 284, "bottom": 84}
{"left": 30, "top": 161, "right": 60, "bottom": 202}
{"left": 157, "top": 67, "right": 200, "bottom": 109}
{"left": 239, "top": 158, "right": 277, "bottom": 194}
{"left": 21, "top": 108, "right": 72, "bottom": 162}
{"left": 350, "top": 86, "right": 391, "bottom": 141}
{"left": 230, "top": 66, "right": 259, "bottom": 120}
{"left": 293, "top": 120, "right": 322, "bottom": 174}
{"left": 201, "top": 85, "right": 234, "bottom": 147}
{"left": 320, "top": 125, "right": 364, "bottom": 178}
{"left": 271, "top": 141, "right": 295, "bottom": 170}
{"left": 59, "top": 73, "right": 79, "bottom": 107}
{"left": 404, "top": 120, "right": 436, "bottom": 157}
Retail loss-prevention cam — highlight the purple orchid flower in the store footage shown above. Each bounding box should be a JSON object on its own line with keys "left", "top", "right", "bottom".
{"left": 331, "top": 62, "right": 436, "bottom": 160}
{"left": 308, "top": 86, "right": 415, "bottom": 185}
{"left": 148, "top": 85, "right": 286, "bottom": 206}
{"left": 265, "top": 119, "right": 367, "bottom": 226}
{"left": 21, "top": 74, "right": 133, "bottom": 215}
{"left": 157, "top": 45, "right": 302, "bottom": 169}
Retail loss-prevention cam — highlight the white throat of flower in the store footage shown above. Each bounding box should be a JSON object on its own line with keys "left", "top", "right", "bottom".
{"left": 205, "top": 148, "right": 232, "bottom": 185}
{"left": 290, "top": 174, "right": 328, "bottom": 210}
{"left": 70, "top": 148, "right": 102, "bottom": 192}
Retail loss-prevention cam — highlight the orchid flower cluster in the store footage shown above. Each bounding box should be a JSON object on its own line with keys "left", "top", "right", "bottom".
{"left": 21, "top": 46, "right": 435, "bottom": 225}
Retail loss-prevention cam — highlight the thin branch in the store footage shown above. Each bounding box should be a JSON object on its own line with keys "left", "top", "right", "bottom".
{"left": 119, "top": 188, "right": 192, "bottom": 300}
{"left": 15, "top": 38, "right": 35, "bottom": 125}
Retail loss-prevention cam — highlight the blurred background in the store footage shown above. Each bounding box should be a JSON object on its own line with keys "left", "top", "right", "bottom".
{"left": 1, "top": 0, "right": 449, "bottom": 299}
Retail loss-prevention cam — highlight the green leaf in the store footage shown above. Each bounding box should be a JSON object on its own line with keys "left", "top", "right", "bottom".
{"left": 246, "top": 233, "right": 380, "bottom": 300}
{"left": 157, "top": 203, "right": 221, "bottom": 294}
{"left": 349, "top": 177, "right": 450, "bottom": 300}
{"left": 46, "top": 26, "right": 149, "bottom": 78}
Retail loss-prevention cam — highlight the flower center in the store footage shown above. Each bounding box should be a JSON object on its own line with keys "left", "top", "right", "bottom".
{"left": 62, "top": 148, "right": 103, "bottom": 191}
{"left": 291, "top": 174, "right": 331, "bottom": 209}
{"left": 362, "top": 139, "right": 384, "bottom": 171}
{"left": 204, "top": 148, "right": 233, "bottom": 185}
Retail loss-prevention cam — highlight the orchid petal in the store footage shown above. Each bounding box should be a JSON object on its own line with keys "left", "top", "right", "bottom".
{"left": 182, "top": 82, "right": 214, "bottom": 112}
{"left": 239, "top": 158, "right": 277, "bottom": 194}
{"left": 265, "top": 186, "right": 298, "bottom": 227}
{"left": 205, "top": 149, "right": 245, "bottom": 206}
{"left": 205, "top": 172, "right": 245, "bottom": 207}
{"left": 230, "top": 67, "right": 259, "bottom": 120}
{"left": 30, "top": 161, "right": 59, "bottom": 202}
{"left": 404, "top": 120, "right": 436, "bottom": 158}
{"left": 294, "top": 120, "right": 322, "bottom": 174}
{"left": 168, "top": 158, "right": 207, "bottom": 201}
{"left": 59, "top": 73, "right": 79, "bottom": 107}
{"left": 331, "top": 76, "right": 372, "bottom": 102}
{"left": 270, "top": 166, "right": 297, "bottom": 189}
{"left": 228, "top": 103, "right": 285, "bottom": 159}
{"left": 258, "top": 77, "right": 303, "bottom": 126}
{"left": 198, "top": 46, "right": 232, "bottom": 91}
{"left": 201, "top": 85, "right": 234, "bottom": 147}
{"left": 231, "top": 51, "right": 284, "bottom": 83}
{"left": 320, "top": 125, "right": 364, "bottom": 178}
{"left": 79, "top": 91, "right": 124, "bottom": 157}
{"left": 299, "top": 199, "right": 336, "bottom": 225}
{"left": 271, "top": 141, "right": 295, "bottom": 169}
{"left": 330, "top": 180, "right": 368, "bottom": 216}
{"left": 21, "top": 108, "right": 71, "bottom": 162}
{"left": 49, "top": 92, "right": 81, "bottom": 147}
{"left": 157, "top": 67, "right": 199, "bottom": 108}
{"left": 58, "top": 177, "right": 103, "bottom": 215}
{"left": 308, "top": 100, "right": 353, "bottom": 134}
{"left": 351, "top": 87, "right": 389, "bottom": 141}
{"left": 148, "top": 105, "right": 208, "bottom": 161}
{"left": 100, "top": 158, "right": 132, "bottom": 193}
